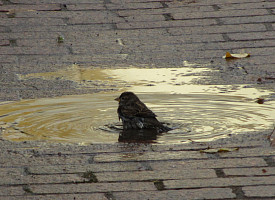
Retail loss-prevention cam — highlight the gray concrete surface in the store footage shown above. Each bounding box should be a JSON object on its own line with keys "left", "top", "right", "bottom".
{"left": 0, "top": 0, "right": 275, "bottom": 199}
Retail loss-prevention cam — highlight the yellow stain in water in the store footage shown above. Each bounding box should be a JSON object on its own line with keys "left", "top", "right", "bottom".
{"left": 17, "top": 64, "right": 214, "bottom": 92}
{"left": 18, "top": 65, "right": 107, "bottom": 82}
{"left": 18, "top": 65, "right": 271, "bottom": 99}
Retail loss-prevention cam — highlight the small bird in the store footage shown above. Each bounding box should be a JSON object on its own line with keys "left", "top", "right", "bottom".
{"left": 115, "top": 92, "right": 171, "bottom": 133}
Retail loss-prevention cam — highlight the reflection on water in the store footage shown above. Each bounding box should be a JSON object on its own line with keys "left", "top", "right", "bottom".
{"left": 1, "top": 66, "right": 274, "bottom": 144}
{"left": 118, "top": 129, "right": 159, "bottom": 143}
{"left": 0, "top": 93, "right": 118, "bottom": 144}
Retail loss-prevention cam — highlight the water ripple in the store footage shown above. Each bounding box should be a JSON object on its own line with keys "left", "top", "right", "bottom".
{"left": 0, "top": 91, "right": 274, "bottom": 144}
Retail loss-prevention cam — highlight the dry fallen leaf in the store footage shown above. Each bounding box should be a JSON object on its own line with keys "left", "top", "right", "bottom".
{"left": 223, "top": 52, "right": 250, "bottom": 59}
{"left": 200, "top": 147, "right": 239, "bottom": 154}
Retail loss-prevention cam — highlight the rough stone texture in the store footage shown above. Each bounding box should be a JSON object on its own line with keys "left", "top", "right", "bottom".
{"left": 150, "top": 157, "right": 268, "bottom": 170}
{"left": 164, "top": 176, "right": 275, "bottom": 189}
{"left": 29, "top": 182, "right": 157, "bottom": 194}
{"left": 224, "top": 167, "right": 275, "bottom": 176}
{"left": 93, "top": 150, "right": 208, "bottom": 162}
{"left": 113, "top": 188, "right": 236, "bottom": 200}
{"left": 28, "top": 162, "right": 147, "bottom": 174}
{"left": 0, "top": 0, "right": 275, "bottom": 199}
{"left": 0, "top": 186, "right": 25, "bottom": 196}
{"left": 243, "top": 186, "right": 275, "bottom": 197}
{"left": 95, "top": 169, "right": 217, "bottom": 182}
{"left": 0, "top": 194, "right": 107, "bottom": 200}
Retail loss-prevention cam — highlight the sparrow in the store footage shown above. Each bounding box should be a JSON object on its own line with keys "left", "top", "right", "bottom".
{"left": 114, "top": 92, "right": 171, "bottom": 133}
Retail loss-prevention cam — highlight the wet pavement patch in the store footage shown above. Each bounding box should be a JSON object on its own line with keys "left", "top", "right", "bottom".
{"left": 81, "top": 171, "right": 98, "bottom": 183}
{"left": 154, "top": 180, "right": 165, "bottom": 191}
{"left": 0, "top": 65, "right": 274, "bottom": 144}
{"left": 22, "top": 185, "right": 33, "bottom": 194}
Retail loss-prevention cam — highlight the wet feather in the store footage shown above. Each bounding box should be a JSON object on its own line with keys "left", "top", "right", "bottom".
{"left": 115, "top": 92, "right": 171, "bottom": 133}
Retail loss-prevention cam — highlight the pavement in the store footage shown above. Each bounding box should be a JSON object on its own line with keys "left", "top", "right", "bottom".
{"left": 0, "top": 0, "right": 275, "bottom": 199}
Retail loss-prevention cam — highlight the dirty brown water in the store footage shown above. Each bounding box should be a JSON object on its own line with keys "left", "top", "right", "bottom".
{"left": 0, "top": 65, "right": 274, "bottom": 144}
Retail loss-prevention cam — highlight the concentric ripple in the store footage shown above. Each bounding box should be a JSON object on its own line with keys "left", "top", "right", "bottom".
{"left": 1, "top": 67, "right": 274, "bottom": 144}
{"left": 0, "top": 91, "right": 274, "bottom": 144}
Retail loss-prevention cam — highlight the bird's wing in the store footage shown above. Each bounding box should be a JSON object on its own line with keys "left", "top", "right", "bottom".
{"left": 134, "top": 101, "right": 157, "bottom": 118}
{"left": 119, "top": 101, "right": 156, "bottom": 119}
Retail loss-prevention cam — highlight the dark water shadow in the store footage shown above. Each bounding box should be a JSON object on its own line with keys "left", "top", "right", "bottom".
{"left": 118, "top": 129, "right": 159, "bottom": 143}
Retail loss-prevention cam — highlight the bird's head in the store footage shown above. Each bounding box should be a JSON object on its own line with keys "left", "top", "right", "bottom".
{"left": 115, "top": 92, "right": 140, "bottom": 105}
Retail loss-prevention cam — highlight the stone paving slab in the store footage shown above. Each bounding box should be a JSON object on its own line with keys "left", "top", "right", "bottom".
{"left": 149, "top": 157, "right": 268, "bottom": 170}
{"left": 93, "top": 150, "right": 208, "bottom": 162}
{"left": 95, "top": 169, "right": 217, "bottom": 182}
{"left": 0, "top": 186, "right": 25, "bottom": 196}
{"left": 243, "top": 185, "right": 275, "bottom": 198}
{"left": 0, "top": 0, "right": 275, "bottom": 199}
{"left": 28, "top": 162, "right": 147, "bottom": 174}
{"left": 29, "top": 182, "right": 157, "bottom": 194}
{"left": 224, "top": 166, "right": 275, "bottom": 176}
{"left": 0, "top": 193, "right": 107, "bottom": 200}
{"left": 112, "top": 188, "right": 236, "bottom": 200}
{"left": 164, "top": 176, "right": 275, "bottom": 189}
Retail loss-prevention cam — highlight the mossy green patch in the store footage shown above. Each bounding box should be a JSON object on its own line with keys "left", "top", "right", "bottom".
{"left": 22, "top": 185, "right": 33, "bottom": 194}
{"left": 81, "top": 171, "right": 98, "bottom": 183}
{"left": 153, "top": 180, "right": 165, "bottom": 190}
{"left": 57, "top": 36, "right": 64, "bottom": 43}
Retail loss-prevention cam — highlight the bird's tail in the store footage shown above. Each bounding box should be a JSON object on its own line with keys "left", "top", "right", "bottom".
{"left": 158, "top": 123, "right": 172, "bottom": 133}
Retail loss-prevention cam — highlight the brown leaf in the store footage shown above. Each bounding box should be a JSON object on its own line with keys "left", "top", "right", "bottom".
{"left": 256, "top": 98, "right": 265, "bottom": 104}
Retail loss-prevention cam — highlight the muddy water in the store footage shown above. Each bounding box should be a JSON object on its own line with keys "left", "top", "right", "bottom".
{"left": 0, "top": 66, "right": 274, "bottom": 144}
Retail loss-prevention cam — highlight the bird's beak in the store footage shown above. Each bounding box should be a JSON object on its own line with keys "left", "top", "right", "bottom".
{"left": 114, "top": 97, "right": 120, "bottom": 102}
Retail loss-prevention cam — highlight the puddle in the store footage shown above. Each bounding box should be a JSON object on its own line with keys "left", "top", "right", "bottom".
{"left": 1, "top": 66, "right": 275, "bottom": 144}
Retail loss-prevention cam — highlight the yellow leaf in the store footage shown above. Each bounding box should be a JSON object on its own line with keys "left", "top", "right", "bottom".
{"left": 223, "top": 52, "right": 250, "bottom": 59}
{"left": 217, "top": 148, "right": 239, "bottom": 152}
{"left": 200, "top": 147, "right": 239, "bottom": 154}
{"left": 200, "top": 149, "right": 219, "bottom": 153}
